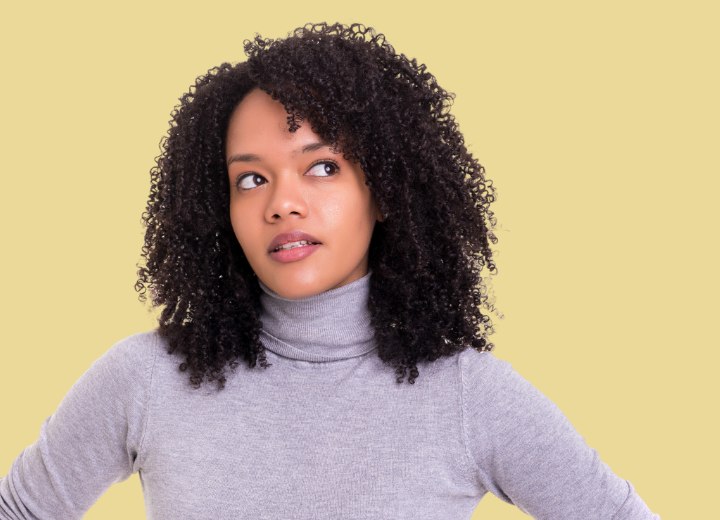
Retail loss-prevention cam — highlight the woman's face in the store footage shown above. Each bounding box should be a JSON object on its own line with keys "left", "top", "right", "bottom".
{"left": 225, "top": 88, "right": 381, "bottom": 300}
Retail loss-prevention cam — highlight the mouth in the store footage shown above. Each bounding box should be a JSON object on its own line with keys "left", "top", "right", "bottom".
{"left": 268, "top": 231, "right": 323, "bottom": 254}
{"left": 268, "top": 241, "right": 322, "bottom": 263}
{"left": 269, "top": 239, "right": 322, "bottom": 253}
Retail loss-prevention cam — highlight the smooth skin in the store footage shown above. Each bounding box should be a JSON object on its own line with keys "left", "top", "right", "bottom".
{"left": 225, "top": 88, "right": 383, "bottom": 300}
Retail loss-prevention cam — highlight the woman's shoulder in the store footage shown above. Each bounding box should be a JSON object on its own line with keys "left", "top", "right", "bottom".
{"left": 457, "top": 346, "right": 515, "bottom": 385}
{"left": 103, "top": 328, "right": 163, "bottom": 361}
{"left": 416, "top": 347, "right": 518, "bottom": 400}
{"left": 84, "top": 329, "right": 164, "bottom": 386}
{"left": 456, "top": 347, "right": 546, "bottom": 412}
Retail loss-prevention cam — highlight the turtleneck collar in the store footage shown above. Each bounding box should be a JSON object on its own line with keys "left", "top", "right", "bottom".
{"left": 257, "top": 271, "right": 377, "bottom": 362}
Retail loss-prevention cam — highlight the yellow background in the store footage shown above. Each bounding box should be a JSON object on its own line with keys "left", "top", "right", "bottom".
{"left": 1, "top": 1, "right": 717, "bottom": 518}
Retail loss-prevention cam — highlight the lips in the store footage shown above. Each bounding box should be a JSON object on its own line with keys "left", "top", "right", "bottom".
{"left": 268, "top": 231, "right": 322, "bottom": 253}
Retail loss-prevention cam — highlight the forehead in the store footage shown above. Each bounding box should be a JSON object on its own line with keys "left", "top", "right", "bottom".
{"left": 226, "top": 89, "right": 309, "bottom": 152}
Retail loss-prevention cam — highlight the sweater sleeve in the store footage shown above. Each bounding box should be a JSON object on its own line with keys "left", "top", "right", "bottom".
{"left": 0, "top": 331, "right": 157, "bottom": 520}
{"left": 460, "top": 349, "right": 659, "bottom": 520}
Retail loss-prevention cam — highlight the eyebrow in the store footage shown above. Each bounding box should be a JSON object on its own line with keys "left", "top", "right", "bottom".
{"left": 226, "top": 141, "right": 330, "bottom": 167}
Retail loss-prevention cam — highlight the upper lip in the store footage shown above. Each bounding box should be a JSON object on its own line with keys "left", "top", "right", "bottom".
{"left": 268, "top": 231, "right": 322, "bottom": 253}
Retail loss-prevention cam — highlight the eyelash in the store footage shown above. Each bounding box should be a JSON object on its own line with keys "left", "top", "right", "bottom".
{"left": 234, "top": 160, "right": 340, "bottom": 191}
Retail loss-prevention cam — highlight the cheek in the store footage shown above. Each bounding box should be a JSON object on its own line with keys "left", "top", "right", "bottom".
{"left": 320, "top": 192, "right": 373, "bottom": 231}
{"left": 229, "top": 206, "right": 256, "bottom": 255}
{"left": 328, "top": 193, "right": 376, "bottom": 244}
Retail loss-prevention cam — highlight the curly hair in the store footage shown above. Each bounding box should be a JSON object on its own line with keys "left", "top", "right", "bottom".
{"left": 135, "top": 22, "right": 501, "bottom": 390}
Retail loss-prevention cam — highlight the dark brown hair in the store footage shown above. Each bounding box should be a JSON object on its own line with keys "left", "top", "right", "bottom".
{"left": 135, "top": 22, "right": 500, "bottom": 390}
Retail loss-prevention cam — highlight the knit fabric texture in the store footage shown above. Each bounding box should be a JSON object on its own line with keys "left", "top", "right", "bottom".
{"left": 0, "top": 271, "right": 659, "bottom": 519}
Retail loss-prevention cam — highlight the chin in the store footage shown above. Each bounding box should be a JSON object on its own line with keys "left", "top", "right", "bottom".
{"left": 261, "top": 272, "right": 330, "bottom": 300}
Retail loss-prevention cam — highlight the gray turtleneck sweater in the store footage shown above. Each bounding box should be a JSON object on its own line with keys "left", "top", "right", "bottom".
{"left": 0, "top": 272, "right": 658, "bottom": 519}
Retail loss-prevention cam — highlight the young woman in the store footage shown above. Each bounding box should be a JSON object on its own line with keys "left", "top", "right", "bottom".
{"left": 0, "top": 22, "right": 659, "bottom": 519}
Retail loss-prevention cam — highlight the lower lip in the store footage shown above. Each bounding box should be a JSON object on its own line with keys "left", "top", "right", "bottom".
{"left": 269, "top": 243, "right": 321, "bottom": 263}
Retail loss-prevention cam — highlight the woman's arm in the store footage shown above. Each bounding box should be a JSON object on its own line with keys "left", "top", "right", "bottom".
{"left": 460, "top": 349, "right": 659, "bottom": 519}
{"left": 0, "top": 332, "right": 156, "bottom": 520}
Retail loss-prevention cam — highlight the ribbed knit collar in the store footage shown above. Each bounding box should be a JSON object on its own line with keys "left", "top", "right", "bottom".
{"left": 257, "top": 271, "right": 377, "bottom": 362}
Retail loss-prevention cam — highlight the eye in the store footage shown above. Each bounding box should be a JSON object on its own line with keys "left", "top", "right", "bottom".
{"left": 306, "top": 160, "right": 339, "bottom": 177}
{"left": 236, "top": 173, "right": 267, "bottom": 191}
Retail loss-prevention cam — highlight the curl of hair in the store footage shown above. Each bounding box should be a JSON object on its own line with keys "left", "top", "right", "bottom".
{"left": 135, "top": 22, "right": 502, "bottom": 391}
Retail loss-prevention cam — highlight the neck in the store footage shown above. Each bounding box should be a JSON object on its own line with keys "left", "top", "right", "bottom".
{"left": 257, "top": 271, "right": 377, "bottom": 362}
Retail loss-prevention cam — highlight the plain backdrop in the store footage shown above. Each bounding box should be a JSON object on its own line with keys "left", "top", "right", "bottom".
{"left": 1, "top": 1, "right": 717, "bottom": 518}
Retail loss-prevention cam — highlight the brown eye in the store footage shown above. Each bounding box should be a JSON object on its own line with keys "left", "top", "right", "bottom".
{"left": 236, "top": 173, "right": 267, "bottom": 190}
{"left": 306, "top": 161, "right": 339, "bottom": 177}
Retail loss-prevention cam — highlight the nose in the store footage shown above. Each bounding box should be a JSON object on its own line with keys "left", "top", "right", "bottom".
{"left": 264, "top": 175, "right": 309, "bottom": 223}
